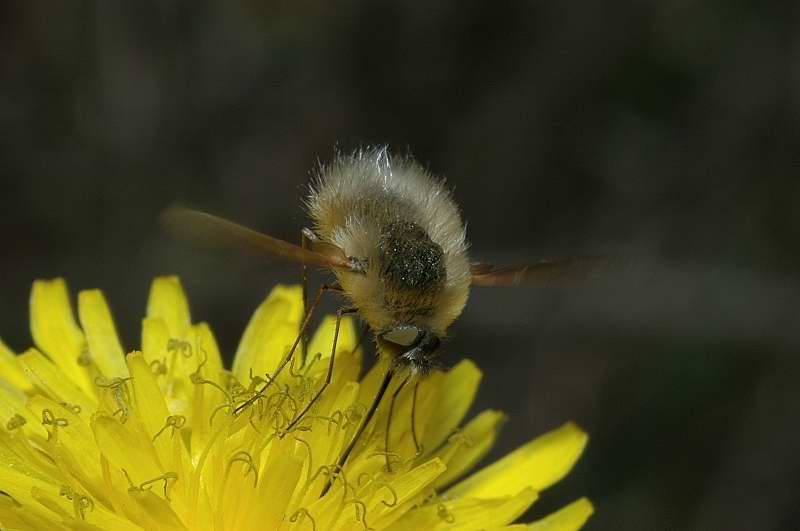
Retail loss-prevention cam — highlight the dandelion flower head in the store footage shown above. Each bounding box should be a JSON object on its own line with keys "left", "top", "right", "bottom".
{"left": 0, "top": 277, "right": 592, "bottom": 530}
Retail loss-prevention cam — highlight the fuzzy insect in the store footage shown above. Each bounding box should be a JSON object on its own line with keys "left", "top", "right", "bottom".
{"left": 305, "top": 148, "right": 472, "bottom": 375}
{"left": 162, "top": 146, "right": 605, "bottom": 473}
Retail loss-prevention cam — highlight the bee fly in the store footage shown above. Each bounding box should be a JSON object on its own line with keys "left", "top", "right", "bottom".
{"left": 162, "top": 146, "right": 606, "bottom": 480}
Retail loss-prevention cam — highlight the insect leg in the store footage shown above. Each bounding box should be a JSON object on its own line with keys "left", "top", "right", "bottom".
{"left": 300, "top": 228, "right": 317, "bottom": 365}
{"left": 283, "top": 306, "right": 358, "bottom": 434}
{"left": 384, "top": 374, "right": 410, "bottom": 472}
{"left": 322, "top": 365, "right": 395, "bottom": 496}
{"left": 234, "top": 283, "right": 342, "bottom": 415}
{"left": 410, "top": 379, "right": 422, "bottom": 456}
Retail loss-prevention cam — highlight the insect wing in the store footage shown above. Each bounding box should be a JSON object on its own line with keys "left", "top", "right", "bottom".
{"left": 470, "top": 257, "right": 614, "bottom": 287}
{"left": 161, "top": 206, "right": 353, "bottom": 270}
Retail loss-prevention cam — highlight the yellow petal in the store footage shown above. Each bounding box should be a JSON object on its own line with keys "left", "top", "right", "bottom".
{"left": 17, "top": 349, "right": 96, "bottom": 413}
{"left": 306, "top": 314, "right": 361, "bottom": 382}
{"left": 232, "top": 284, "right": 303, "bottom": 384}
{"left": 0, "top": 338, "right": 33, "bottom": 392}
{"left": 141, "top": 317, "right": 170, "bottom": 366}
{"left": 146, "top": 276, "right": 191, "bottom": 338}
{"left": 29, "top": 279, "right": 92, "bottom": 394}
{"left": 357, "top": 356, "right": 391, "bottom": 409}
{"left": 24, "top": 397, "right": 119, "bottom": 518}
{"left": 192, "top": 322, "right": 223, "bottom": 379}
{"left": 241, "top": 437, "right": 304, "bottom": 530}
{"left": 446, "top": 422, "right": 588, "bottom": 499}
{"left": 0, "top": 378, "right": 47, "bottom": 438}
{"left": 92, "top": 415, "right": 162, "bottom": 484}
{"left": 0, "top": 464, "right": 62, "bottom": 520}
{"left": 388, "top": 457, "right": 447, "bottom": 506}
{"left": 295, "top": 381, "right": 361, "bottom": 507}
{"left": 432, "top": 409, "right": 506, "bottom": 489}
{"left": 126, "top": 488, "right": 187, "bottom": 530}
{"left": 422, "top": 359, "right": 482, "bottom": 452}
{"left": 27, "top": 395, "right": 99, "bottom": 462}
{"left": 386, "top": 488, "right": 538, "bottom": 531}
{"left": 308, "top": 315, "right": 358, "bottom": 360}
{"left": 0, "top": 338, "right": 16, "bottom": 359}
{"left": 78, "top": 289, "right": 129, "bottom": 379}
{"left": 71, "top": 505, "right": 144, "bottom": 531}
{"left": 369, "top": 459, "right": 443, "bottom": 525}
{"left": 528, "top": 497, "right": 594, "bottom": 531}
{"left": 0, "top": 492, "right": 69, "bottom": 531}
{"left": 186, "top": 324, "right": 225, "bottom": 461}
{"left": 127, "top": 351, "right": 172, "bottom": 463}
{"left": 0, "top": 428, "right": 53, "bottom": 481}
{"left": 324, "top": 458, "right": 447, "bottom": 531}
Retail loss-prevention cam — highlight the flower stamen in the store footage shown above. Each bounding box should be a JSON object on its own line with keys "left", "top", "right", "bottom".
{"left": 41, "top": 409, "right": 68, "bottom": 428}
{"left": 209, "top": 403, "right": 234, "bottom": 426}
{"left": 227, "top": 451, "right": 258, "bottom": 487}
{"left": 152, "top": 415, "right": 186, "bottom": 441}
{"left": 95, "top": 376, "right": 132, "bottom": 422}
{"left": 376, "top": 483, "right": 398, "bottom": 508}
{"left": 149, "top": 359, "right": 167, "bottom": 375}
{"left": 343, "top": 498, "right": 373, "bottom": 531}
{"left": 167, "top": 338, "right": 193, "bottom": 358}
{"left": 437, "top": 503, "right": 455, "bottom": 524}
{"left": 139, "top": 472, "right": 178, "bottom": 501}
{"left": 58, "top": 402, "right": 82, "bottom": 415}
{"left": 59, "top": 486, "right": 94, "bottom": 520}
{"left": 289, "top": 508, "right": 318, "bottom": 531}
{"left": 77, "top": 347, "right": 92, "bottom": 367}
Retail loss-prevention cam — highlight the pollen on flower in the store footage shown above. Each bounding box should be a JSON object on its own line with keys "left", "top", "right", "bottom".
{"left": 0, "top": 276, "right": 593, "bottom": 531}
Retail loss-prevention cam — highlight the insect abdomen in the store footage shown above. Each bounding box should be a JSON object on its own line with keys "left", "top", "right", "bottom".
{"left": 378, "top": 220, "right": 445, "bottom": 319}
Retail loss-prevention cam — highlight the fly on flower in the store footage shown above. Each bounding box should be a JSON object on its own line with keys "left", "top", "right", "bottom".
{"left": 162, "top": 146, "right": 608, "bottom": 471}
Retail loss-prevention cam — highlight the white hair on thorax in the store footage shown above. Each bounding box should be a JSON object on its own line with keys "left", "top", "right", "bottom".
{"left": 306, "top": 146, "right": 471, "bottom": 335}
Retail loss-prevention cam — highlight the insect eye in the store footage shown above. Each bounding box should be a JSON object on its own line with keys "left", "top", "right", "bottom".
{"left": 381, "top": 326, "right": 420, "bottom": 347}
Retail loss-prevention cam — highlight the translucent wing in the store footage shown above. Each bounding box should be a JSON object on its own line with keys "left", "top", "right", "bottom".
{"left": 161, "top": 206, "right": 354, "bottom": 270}
{"left": 470, "top": 257, "right": 615, "bottom": 287}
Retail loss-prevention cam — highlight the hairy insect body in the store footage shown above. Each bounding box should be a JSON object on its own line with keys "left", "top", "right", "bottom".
{"left": 162, "top": 146, "right": 604, "bottom": 457}
{"left": 378, "top": 220, "right": 445, "bottom": 319}
{"left": 307, "top": 149, "right": 471, "bottom": 369}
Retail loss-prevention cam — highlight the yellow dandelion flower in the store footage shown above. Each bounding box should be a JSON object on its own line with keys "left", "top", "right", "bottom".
{"left": 0, "top": 276, "right": 592, "bottom": 531}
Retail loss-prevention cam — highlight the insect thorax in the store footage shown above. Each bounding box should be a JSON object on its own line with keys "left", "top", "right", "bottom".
{"left": 377, "top": 220, "right": 445, "bottom": 320}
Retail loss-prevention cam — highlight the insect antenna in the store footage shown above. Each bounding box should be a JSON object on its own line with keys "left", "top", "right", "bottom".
{"left": 322, "top": 366, "right": 395, "bottom": 496}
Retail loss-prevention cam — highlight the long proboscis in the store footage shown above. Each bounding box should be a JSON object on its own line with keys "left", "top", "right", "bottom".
{"left": 161, "top": 206, "right": 352, "bottom": 270}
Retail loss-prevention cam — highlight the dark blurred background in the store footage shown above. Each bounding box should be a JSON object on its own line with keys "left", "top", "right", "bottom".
{"left": 2, "top": 2, "right": 800, "bottom": 529}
